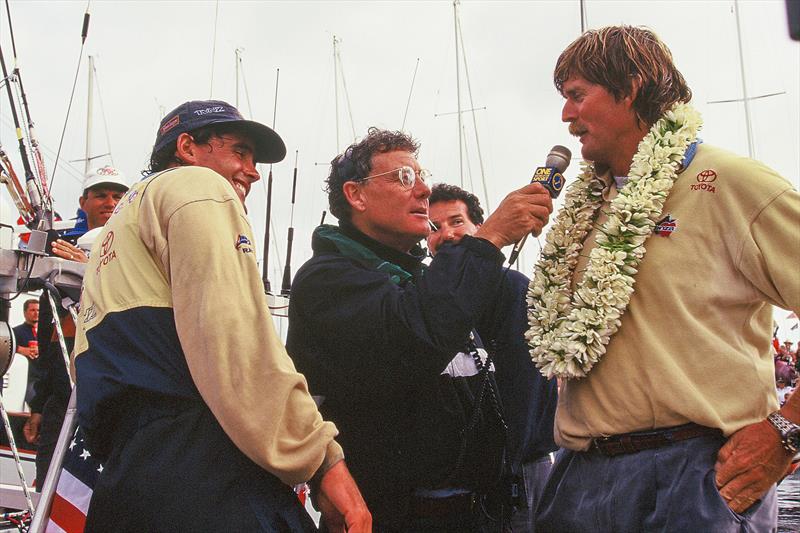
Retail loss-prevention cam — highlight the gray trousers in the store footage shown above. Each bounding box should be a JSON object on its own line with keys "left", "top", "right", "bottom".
{"left": 535, "top": 434, "right": 777, "bottom": 533}
{"left": 509, "top": 454, "right": 554, "bottom": 532}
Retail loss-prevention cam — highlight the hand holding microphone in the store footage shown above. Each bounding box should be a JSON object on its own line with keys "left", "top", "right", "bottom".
{"left": 475, "top": 145, "right": 571, "bottom": 256}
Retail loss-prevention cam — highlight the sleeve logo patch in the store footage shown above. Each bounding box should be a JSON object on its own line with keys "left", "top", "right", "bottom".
{"left": 235, "top": 234, "right": 253, "bottom": 253}
{"left": 83, "top": 304, "right": 97, "bottom": 324}
{"left": 95, "top": 231, "right": 118, "bottom": 274}
{"left": 655, "top": 215, "right": 677, "bottom": 237}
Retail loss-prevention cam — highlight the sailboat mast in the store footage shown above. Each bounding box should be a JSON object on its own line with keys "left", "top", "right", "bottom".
{"left": 456, "top": 20, "right": 490, "bottom": 211}
{"left": 263, "top": 68, "right": 280, "bottom": 294}
{"left": 85, "top": 55, "right": 94, "bottom": 174}
{"left": 453, "top": 0, "right": 463, "bottom": 188}
{"left": 733, "top": 0, "right": 755, "bottom": 158}
{"left": 580, "top": 0, "right": 587, "bottom": 32}
{"left": 333, "top": 35, "right": 340, "bottom": 152}
{"left": 235, "top": 48, "right": 240, "bottom": 109}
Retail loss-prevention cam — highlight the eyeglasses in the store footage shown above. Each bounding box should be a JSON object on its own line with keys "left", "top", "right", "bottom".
{"left": 360, "top": 166, "right": 432, "bottom": 190}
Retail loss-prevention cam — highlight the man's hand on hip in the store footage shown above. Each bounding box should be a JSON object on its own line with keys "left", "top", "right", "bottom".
{"left": 715, "top": 418, "right": 794, "bottom": 513}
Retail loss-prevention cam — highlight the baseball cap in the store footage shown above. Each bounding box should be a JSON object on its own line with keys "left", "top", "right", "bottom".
{"left": 153, "top": 100, "right": 286, "bottom": 164}
{"left": 83, "top": 165, "right": 129, "bottom": 193}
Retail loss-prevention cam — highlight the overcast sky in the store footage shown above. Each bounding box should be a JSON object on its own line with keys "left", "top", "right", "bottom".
{"left": 0, "top": 0, "right": 798, "bottom": 330}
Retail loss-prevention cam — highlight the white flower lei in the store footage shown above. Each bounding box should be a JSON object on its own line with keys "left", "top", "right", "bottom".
{"left": 526, "top": 102, "right": 702, "bottom": 379}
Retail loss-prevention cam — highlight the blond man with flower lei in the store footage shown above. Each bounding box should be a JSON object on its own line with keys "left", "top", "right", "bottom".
{"left": 531, "top": 26, "right": 800, "bottom": 532}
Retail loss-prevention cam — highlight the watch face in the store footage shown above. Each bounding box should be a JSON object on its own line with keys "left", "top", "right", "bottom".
{"left": 788, "top": 427, "right": 800, "bottom": 453}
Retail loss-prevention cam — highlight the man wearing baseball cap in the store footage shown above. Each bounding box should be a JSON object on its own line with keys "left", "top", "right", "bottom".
{"left": 73, "top": 100, "right": 370, "bottom": 531}
{"left": 79, "top": 165, "right": 129, "bottom": 228}
{"left": 51, "top": 165, "right": 131, "bottom": 261}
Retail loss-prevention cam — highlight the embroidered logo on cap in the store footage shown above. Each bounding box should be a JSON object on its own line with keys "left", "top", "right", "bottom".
{"left": 95, "top": 165, "right": 119, "bottom": 176}
{"left": 159, "top": 114, "right": 180, "bottom": 135}
{"left": 235, "top": 234, "right": 253, "bottom": 253}
{"left": 655, "top": 215, "right": 677, "bottom": 237}
{"left": 194, "top": 106, "right": 225, "bottom": 116}
{"left": 690, "top": 169, "right": 717, "bottom": 193}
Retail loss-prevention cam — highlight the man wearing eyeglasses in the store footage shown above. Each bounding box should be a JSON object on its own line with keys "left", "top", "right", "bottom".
{"left": 287, "top": 127, "right": 553, "bottom": 531}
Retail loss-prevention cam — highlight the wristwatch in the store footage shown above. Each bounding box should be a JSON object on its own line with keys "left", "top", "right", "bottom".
{"left": 766, "top": 412, "right": 800, "bottom": 454}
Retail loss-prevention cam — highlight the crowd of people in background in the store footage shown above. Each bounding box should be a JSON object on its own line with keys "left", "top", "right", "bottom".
{"left": 775, "top": 338, "right": 798, "bottom": 406}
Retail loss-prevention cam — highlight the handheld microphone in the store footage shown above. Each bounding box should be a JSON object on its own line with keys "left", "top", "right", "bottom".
{"left": 531, "top": 145, "right": 571, "bottom": 199}
{"left": 508, "top": 145, "right": 572, "bottom": 265}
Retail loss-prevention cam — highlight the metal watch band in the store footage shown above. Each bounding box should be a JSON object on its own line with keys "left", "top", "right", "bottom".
{"left": 766, "top": 412, "right": 800, "bottom": 453}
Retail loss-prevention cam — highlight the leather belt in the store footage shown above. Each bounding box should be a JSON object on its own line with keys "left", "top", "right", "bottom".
{"left": 592, "top": 423, "right": 722, "bottom": 456}
{"left": 407, "top": 491, "right": 478, "bottom": 518}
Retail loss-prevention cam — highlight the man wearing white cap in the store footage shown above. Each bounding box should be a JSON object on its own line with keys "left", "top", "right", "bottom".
{"left": 24, "top": 165, "right": 128, "bottom": 488}
{"left": 49, "top": 165, "right": 129, "bottom": 262}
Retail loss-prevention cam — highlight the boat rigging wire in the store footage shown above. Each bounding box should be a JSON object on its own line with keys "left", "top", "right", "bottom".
{"left": 209, "top": 0, "right": 219, "bottom": 97}
{"left": 401, "top": 58, "right": 420, "bottom": 131}
{"left": 280, "top": 150, "right": 299, "bottom": 296}
{"left": 433, "top": 106, "right": 485, "bottom": 118}
{"left": 235, "top": 49, "right": 254, "bottom": 119}
{"left": 333, "top": 36, "right": 340, "bottom": 151}
{"left": 461, "top": 123, "right": 475, "bottom": 195}
{"left": 456, "top": 13, "right": 490, "bottom": 211}
{"left": 1, "top": 112, "right": 86, "bottom": 185}
{"left": 453, "top": 0, "right": 463, "bottom": 187}
{"left": 0, "top": 391, "right": 36, "bottom": 516}
{"left": 263, "top": 68, "right": 280, "bottom": 293}
{"left": 0, "top": 112, "right": 84, "bottom": 187}
{"left": 707, "top": 91, "right": 786, "bottom": 104}
{"left": 333, "top": 37, "right": 356, "bottom": 145}
{"left": 4, "top": 0, "right": 48, "bottom": 201}
{"left": 48, "top": 3, "right": 91, "bottom": 197}
{"left": 91, "top": 56, "right": 115, "bottom": 166}
{"left": 0, "top": 146, "right": 32, "bottom": 221}
{"left": 0, "top": 19, "right": 44, "bottom": 226}
{"left": 734, "top": 0, "right": 755, "bottom": 158}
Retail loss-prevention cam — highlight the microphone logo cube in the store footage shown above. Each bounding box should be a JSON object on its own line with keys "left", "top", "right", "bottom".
{"left": 531, "top": 167, "right": 565, "bottom": 198}
{"left": 532, "top": 167, "right": 553, "bottom": 182}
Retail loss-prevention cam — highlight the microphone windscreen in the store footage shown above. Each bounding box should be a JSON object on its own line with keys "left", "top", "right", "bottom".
{"left": 546, "top": 145, "right": 572, "bottom": 173}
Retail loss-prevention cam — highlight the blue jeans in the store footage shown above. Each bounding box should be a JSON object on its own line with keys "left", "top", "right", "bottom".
{"left": 535, "top": 434, "right": 777, "bottom": 532}
{"left": 509, "top": 454, "right": 554, "bottom": 532}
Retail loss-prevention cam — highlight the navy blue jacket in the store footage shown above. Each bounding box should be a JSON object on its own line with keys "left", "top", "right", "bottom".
{"left": 476, "top": 268, "right": 558, "bottom": 467}
{"left": 287, "top": 223, "right": 508, "bottom": 524}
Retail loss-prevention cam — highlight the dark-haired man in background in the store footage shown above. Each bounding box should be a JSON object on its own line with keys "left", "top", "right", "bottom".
{"left": 287, "top": 127, "right": 553, "bottom": 531}
{"left": 13, "top": 298, "right": 39, "bottom": 406}
{"left": 427, "top": 183, "right": 558, "bottom": 533}
{"left": 74, "top": 100, "right": 369, "bottom": 532}
{"left": 531, "top": 26, "right": 799, "bottom": 532}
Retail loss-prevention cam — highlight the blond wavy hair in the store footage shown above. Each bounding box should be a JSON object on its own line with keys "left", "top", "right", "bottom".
{"left": 554, "top": 25, "right": 692, "bottom": 127}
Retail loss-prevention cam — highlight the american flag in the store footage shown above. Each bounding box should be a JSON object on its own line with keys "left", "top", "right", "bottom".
{"left": 45, "top": 426, "right": 102, "bottom": 533}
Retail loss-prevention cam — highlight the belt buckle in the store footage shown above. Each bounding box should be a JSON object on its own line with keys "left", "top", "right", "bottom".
{"left": 593, "top": 436, "right": 611, "bottom": 452}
